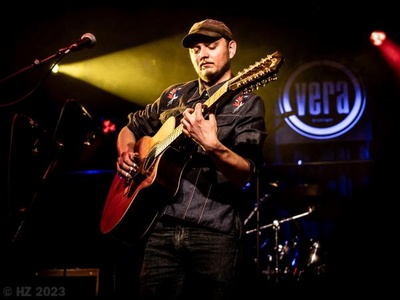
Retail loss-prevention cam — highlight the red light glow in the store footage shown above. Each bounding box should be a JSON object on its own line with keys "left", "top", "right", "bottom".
{"left": 102, "top": 119, "right": 117, "bottom": 135}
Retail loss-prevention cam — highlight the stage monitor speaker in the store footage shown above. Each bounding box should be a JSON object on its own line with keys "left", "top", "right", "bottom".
{"left": 34, "top": 268, "right": 99, "bottom": 299}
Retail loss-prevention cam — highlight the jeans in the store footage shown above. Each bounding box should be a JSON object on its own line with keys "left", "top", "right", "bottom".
{"left": 140, "top": 216, "right": 243, "bottom": 300}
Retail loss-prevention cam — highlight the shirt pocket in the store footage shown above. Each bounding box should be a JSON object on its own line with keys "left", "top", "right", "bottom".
{"left": 216, "top": 114, "right": 239, "bottom": 143}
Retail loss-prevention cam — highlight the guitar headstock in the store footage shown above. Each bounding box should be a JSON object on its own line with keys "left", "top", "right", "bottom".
{"left": 229, "top": 51, "right": 284, "bottom": 93}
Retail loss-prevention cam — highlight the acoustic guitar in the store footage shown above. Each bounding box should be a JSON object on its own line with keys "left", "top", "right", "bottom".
{"left": 100, "top": 51, "right": 284, "bottom": 245}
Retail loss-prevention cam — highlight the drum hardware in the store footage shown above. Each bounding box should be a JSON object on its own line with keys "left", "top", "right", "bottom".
{"left": 244, "top": 193, "right": 270, "bottom": 226}
{"left": 246, "top": 206, "right": 315, "bottom": 285}
{"left": 245, "top": 206, "right": 314, "bottom": 234}
{"left": 308, "top": 240, "right": 320, "bottom": 266}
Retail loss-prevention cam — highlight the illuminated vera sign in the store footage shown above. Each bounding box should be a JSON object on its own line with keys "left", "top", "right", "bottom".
{"left": 278, "top": 60, "right": 366, "bottom": 139}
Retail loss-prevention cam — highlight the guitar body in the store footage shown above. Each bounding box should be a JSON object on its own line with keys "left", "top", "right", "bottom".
{"left": 100, "top": 116, "right": 191, "bottom": 244}
{"left": 100, "top": 172, "right": 161, "bottom": 245}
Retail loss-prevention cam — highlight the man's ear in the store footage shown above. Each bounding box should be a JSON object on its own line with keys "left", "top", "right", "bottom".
{"left": 228, "top": 40, "right": 237, "bottom": 59}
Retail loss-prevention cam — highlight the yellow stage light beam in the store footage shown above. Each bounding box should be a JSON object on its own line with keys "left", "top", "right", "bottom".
{"left": 58, "top": 34, "right": 192, "bottom": 106}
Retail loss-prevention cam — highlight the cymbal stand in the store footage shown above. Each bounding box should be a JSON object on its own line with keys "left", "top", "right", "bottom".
{"left": 244, "top": 192, "right": 270, "bottom": 280}
{"left": 246, "top": 206, "right": 314, "bottom": 286}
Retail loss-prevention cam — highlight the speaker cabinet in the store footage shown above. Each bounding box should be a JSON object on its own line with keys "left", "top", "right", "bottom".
{"left": 34, "top": 268, "right": 99, "bottom": 299}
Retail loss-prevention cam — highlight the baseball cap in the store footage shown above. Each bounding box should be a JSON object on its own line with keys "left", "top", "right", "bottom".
{"left": 182, "top": 19, "right": 233, "bottom": 48}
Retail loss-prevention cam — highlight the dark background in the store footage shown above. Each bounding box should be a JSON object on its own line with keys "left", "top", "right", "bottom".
{"left": 1, "top": 2, "right": 397, "bottom": 296}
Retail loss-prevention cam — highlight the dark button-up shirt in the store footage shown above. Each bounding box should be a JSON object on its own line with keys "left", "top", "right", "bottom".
{"left": 126, "top": 78, "right": 267, "bottom": 233}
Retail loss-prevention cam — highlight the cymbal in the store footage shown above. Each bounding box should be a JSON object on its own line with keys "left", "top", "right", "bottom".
{"left": 280, "top": 184, "right": 341, "bottom": 220}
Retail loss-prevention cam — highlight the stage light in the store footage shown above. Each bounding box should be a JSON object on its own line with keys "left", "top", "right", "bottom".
{"left": 101, "top": 118, "right": 117, "bottom": 135}
{"left": 50, "top": 63, "right": 60, "bottom": 74}
{"left": 370, "top": 30, "right": 400, "bottom": 83}
{"left": 370, "top": 30, "right": 386, "bottom": 46}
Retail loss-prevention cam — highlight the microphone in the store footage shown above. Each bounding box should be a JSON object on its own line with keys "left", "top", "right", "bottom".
{"left": 19, "top": 114, "right": 39, "bottom": 128}
{"left": 77, "top": 102, "right": 93, "bottom": 120}
{"left": 67, "top": 33, "right": 96, "bottom": 52}
{"left": 83, "top": 130, "right": 96, "bottom": 147}
{"left": 18, "top": 114, "right": 43, "bottom": 154}
{"left": 75, "top": 102, "right": 95, "bottom": 146}
{"left": 66, "top": 98, "right": 93, "bottom": 120}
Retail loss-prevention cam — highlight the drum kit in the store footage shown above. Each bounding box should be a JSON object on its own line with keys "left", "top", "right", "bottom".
{"left": 244, "top": 183, "right": 338, "bottom": 287}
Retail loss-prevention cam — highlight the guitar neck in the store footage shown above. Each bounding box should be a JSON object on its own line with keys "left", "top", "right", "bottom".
{"left": 155, "top": 124, "right": 183, "bottom": 156}
{"left": 203, "top": 81, "right": 229, "bottom": 112}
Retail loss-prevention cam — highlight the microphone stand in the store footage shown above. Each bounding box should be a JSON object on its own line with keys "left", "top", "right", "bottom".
{"left": 0, "top": 48, "right": 70, "bottom": 84}
{"left": 4, "top": 47, "right": 73, "bottom": 243}
{"left": 11, "top": 97, "right": 93, "bottom": 243}
{"left": 12, "top": 140, "right": 65, "bottom": 243}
